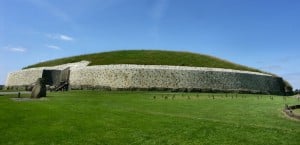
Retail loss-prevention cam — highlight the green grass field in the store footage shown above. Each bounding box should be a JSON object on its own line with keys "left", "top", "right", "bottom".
{"left": 0, "top": 91, "right": 299, "bottom": 145}
{"left": 23, "top": 50, "right": 261, "bottom": 73}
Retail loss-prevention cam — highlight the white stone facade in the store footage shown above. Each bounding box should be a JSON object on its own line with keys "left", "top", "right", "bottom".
{"left": 5, "top": 61, "right": 90, "bottom": 87}
{"left": 5, "top": 61, "right": 285, "bottom": 94}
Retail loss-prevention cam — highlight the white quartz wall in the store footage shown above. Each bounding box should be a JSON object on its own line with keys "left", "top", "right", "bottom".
{"left": 68, "top": 65, "right": 284, "bottom": 94}
{"left": 6, "top": 69, "right": 43, "bottom": 86}
{"left": 5, "top": 61, "right": 90, "bottom": 87}
{"left": 5, "top": 62, "right": 284, "bottom": 94}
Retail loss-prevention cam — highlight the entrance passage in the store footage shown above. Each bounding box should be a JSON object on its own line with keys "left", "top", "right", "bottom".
{"left": 42, "top": 67, "right": 70, "bottom": 91}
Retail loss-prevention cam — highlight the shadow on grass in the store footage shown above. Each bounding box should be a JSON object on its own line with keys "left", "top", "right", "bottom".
{"left": 10, "top": 97, "right": 49, "bottom": 102}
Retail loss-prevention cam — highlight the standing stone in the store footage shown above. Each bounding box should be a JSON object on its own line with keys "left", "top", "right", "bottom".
{"left": 31, "top": 78, "right": 46, "bottom": 98}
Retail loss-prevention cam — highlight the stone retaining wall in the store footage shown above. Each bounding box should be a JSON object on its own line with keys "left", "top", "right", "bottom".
{"left": 68, "top": 65, "right": 284, "bottom": 94}
{"left": 6, "top": 69, "right": 43, "bottom": 87}
{"left": 5, "top": 61, "right": 90, "bottom": 90}
{"left": 5, "top": 61, "right": 285, "bottom": 94}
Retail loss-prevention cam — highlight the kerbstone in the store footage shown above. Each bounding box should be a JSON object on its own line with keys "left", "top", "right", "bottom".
{"left": 31, "top": 78, "right": 46, "bottom": 98}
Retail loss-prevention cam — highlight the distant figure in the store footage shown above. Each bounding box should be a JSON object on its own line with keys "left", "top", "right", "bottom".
{"left": 31, "top": 78, "right": 46, "bottom": 98}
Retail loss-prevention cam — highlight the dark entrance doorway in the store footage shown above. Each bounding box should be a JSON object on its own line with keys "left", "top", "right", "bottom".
{"left": 42, "top": 67, "right": 70, "bottom": 91}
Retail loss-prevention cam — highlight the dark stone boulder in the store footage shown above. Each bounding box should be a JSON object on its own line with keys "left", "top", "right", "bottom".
{"left": 31, "top": 78, "right": 46, "bottom": 98}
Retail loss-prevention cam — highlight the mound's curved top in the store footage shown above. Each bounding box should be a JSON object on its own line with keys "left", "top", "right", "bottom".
{"left": 24, "top": 50, "right": 261, "bottom": 73}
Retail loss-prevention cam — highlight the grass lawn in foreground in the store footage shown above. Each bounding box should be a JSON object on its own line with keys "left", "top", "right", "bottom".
{"left": 0, "top": 91, "right": 299, "bottom": 145}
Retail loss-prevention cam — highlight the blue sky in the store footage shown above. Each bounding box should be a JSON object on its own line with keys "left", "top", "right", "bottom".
{"left": 1, "top": 0, "right": 300, "bottom": 89}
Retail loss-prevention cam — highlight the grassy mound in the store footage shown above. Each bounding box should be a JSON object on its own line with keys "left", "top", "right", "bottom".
{"left": 24, "top": 50, "right": 261, "bottom": 72}
{"left": 0, "top": 91, "right": 299, "bottom": 145}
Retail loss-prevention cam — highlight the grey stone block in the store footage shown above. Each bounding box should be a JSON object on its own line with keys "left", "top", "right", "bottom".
{"left": 31, "top": 78, "right": 46, "bottom": 98}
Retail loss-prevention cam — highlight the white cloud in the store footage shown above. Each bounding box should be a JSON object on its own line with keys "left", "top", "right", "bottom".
{"left": 47, "top": 34, "right": 74, "bottom": 41}
{"left": 8, "top": 47, "right": 27, "bottom": 52}
{"left": 59, "top": 35, "right": 73, "bottom": 41}
{"left": 46, "top": 45, "right": 61, "bottom": 50}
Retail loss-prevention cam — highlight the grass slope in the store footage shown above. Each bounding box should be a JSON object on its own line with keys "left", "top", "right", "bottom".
{"left": 0, "top": 91, "right": 299, "bottom": 145}
{"left": 24, "top": 50, "right": 261, "bottom": 72}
